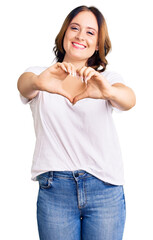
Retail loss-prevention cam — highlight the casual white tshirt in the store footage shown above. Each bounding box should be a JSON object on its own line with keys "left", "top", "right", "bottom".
{"left": 20, "top": 66, "right": 125, "bottom": 185}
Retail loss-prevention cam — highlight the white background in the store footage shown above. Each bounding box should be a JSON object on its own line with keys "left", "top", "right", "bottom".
{"left": 1, "top": 0, "right": 153, "bottom": 239}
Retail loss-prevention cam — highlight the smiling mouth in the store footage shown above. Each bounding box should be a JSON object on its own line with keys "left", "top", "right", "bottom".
{"left": 72, "top": 42, "right": 86, "bottom": 49}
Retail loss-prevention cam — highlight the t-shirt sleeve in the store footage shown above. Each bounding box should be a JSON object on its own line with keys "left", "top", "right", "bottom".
{"left": 103, "top": 71, "right": 125, "bottom": 85}
{"left": 19, "top": 66, "right": 45, "bottom": 105}
{"left": 101, "top": 71, "right": 125, "bottom": 113}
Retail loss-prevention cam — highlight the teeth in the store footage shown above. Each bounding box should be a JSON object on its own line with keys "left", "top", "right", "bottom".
{"left": 73, "top": 43, "right": 85, "bottom": 48}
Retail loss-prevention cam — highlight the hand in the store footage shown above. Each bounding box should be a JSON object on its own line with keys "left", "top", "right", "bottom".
{"left": 37, "top": 62, "right": 76, "bottom": 103}
{"left": 72, "top": 66, "right": 113, "bottom": 104}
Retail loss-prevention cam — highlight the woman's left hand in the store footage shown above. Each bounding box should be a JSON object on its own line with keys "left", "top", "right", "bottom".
{"left": 72, "top": 66, "right": 112, "bottom": 104}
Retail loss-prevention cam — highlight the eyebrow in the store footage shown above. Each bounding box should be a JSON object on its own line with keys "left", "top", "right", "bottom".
{"left": 70, "top": 22, "right": 97, "bottom": 33}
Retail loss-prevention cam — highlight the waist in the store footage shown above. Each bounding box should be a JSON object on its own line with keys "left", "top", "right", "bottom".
{"left": 36, "top": 170, "right": 95, "bottom": 180}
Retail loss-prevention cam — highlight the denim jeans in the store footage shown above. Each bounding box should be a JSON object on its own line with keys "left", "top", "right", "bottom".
{"left": 36, "top": 170, "right": 126, "bottom": 240}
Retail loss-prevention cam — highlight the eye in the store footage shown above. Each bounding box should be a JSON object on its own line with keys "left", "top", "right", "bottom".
{"left": 71, "top": 26, "right": 79, "bottom": 31}
{"left": 87, "top": 31, "right": 94, "bottom": 36}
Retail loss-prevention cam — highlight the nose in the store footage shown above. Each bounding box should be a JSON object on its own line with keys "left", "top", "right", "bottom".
{"left": 75, "top": 30, "right": 85, "bottom": 41}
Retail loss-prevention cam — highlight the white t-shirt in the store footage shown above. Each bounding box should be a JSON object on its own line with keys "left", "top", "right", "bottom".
{"left": 20, "top": 66, "right": 125, "bottom": 185}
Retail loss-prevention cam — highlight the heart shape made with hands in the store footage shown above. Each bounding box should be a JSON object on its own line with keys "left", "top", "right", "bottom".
{"left": 61, "top": 74, "right": 87, "bottom": 102}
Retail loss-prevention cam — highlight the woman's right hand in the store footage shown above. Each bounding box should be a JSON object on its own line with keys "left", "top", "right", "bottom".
{"left": 36, "top": 62, "right": 76, "bottom": 103}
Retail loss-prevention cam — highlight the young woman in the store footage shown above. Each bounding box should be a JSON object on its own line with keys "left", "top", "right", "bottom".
{"left": 17, "top": 5, "right": 136, "bottom": 240}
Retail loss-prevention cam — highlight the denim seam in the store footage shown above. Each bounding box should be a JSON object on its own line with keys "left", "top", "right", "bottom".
{"left": 76, "top": 179, "right": 88, "bottom": 209}
{"left": 52, "top": 175, "right": 94, "bottom": 180}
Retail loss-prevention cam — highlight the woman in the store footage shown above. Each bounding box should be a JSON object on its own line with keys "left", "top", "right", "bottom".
{"left": 17, "top": 5, "right": 136, "bottom": 240}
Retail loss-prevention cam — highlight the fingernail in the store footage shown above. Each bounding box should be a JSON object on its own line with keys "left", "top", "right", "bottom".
{"left": 76, "top": 73, "right": 80, "bottom": 79}
{"left": 81, "top": 76, "right": 84, "bottom": 82}
{"left": 85, "top": 77, "right": 89, "bottom": 84}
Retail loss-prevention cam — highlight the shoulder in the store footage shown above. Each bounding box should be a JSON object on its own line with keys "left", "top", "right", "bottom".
{"left": 24, "top": 66, "right": 48, "bottom": 75}
{"left": 100, "top": 70, "right": 125, "bottom": 85}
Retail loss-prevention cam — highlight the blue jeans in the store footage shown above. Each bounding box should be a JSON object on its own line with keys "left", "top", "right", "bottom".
{"left": 36, "top": 170, "right": 126, "bottom": 240}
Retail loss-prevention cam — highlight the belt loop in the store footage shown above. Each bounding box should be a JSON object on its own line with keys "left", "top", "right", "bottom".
{"left": 49, "top": 171, "right": 53, "bottom": 179}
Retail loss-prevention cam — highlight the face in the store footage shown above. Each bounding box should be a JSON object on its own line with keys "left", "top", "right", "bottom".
{"left": 63, "top": 11, "right": 99, "bottom": 65}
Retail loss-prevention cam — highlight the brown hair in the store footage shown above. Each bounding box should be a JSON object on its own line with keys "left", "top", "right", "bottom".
{"left": 53, "top": 5, "right": 112, "bottom": 72}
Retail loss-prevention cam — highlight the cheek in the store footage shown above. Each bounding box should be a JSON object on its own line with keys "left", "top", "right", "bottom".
{"left": 63, "top": 31, "right": 71, "bottom": 48}
{"left": 63, "top": 34, "right": 69, "bottom": 51}
{"left": 88, "top": 39, "right": 98, "bottom": 49}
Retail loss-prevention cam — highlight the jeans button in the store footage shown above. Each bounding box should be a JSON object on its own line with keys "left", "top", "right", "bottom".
{"left": 75, "top": 173, "right": 79, "bottom": 177}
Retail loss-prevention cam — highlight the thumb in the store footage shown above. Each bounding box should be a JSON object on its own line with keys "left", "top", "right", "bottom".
{"left": 73, "top": 90, "right": 88, "bottom": 105}
{"left": 57, "top": 89, "right": 73, "bottom": 103}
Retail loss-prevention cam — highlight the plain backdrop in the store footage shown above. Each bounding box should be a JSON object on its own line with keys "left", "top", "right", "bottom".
{"left": 1, "top": 0, "right": 153, "bottom": 239}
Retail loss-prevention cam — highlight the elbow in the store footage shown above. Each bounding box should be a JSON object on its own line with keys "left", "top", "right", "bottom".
{"left": 17, "top": 76, "right": 22, "bottom": 93}
{"left": 125, "top": 90, "right": 136, "bottom": 111}
{"left": 17, "top": 73, "right": 27, "bottom": 94}
{"left": 130, "top": 89, "right": 136, "bottom": 109}
{"left": 17, "top": 73, "right": 25, "bottom": 92}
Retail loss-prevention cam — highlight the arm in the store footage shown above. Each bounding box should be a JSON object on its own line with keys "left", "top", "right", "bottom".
{"left": 17, "top": 62, "right": 77, "bottom": 103}
{"left": 108, "top": 83, "right": 136, "bottom": 111}
{"left": 73, "top": 66, "right": 136, "bottom": 110}
{"left": 17, "top": 72, "right": 39, "bottom": 100}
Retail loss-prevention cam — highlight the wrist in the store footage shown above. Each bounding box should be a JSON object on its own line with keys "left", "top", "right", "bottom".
{"left": 101, "top": 85, "right": 115, "bottom": 100}
{"left": 106, "top": 86, "right": 117, "bottom": 101}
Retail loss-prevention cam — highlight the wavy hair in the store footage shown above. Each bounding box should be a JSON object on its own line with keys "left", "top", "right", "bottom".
{"left": 53, "top": 5, "right": 112, "bottom": 72}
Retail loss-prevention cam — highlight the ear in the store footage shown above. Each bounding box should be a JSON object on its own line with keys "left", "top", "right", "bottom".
{"left": 95, "top": 45, "right": 99, "bottom": 51}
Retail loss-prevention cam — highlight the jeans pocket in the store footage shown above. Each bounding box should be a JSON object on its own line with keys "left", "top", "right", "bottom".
{"left": 103, "top": 181, "right": 114, "bottom": 186}
{"left": 37, "top": 172, "right": 53, "bottom": 189}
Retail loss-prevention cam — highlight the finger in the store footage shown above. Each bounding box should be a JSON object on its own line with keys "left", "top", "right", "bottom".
{"left": 76, "top": 67, "right": 95, "bottom": 83}
{"left": 76, "top": 66, "right": 87, "bottom": 83}
{"left": 76, "top": 66, "right": 87, "bottom": 79}
{"left": 84, "top": 71, "right": 95, "bottom": 84}
{"left": 82, "top": 67, "right": 93, "bottom": 79}
{"left": 63, "top": 62, "right": 72, "bottom": 75}
{"left": 72, "top": 90, "right": 89, "bottom": 105}
{"left": 63, "top": 62, "right": 76, "bottom": 76}
{"left": 69, "top": 63, "right": 76, "bottom": 77}
{"left": 83, "top": 68, "right": 95, "bottom": 83}
{"left": 85, "top": 69, "right": 101, "bottom": 83}
{"left": 57, "top": 62, "right": 71, "bottom": 74}
{"left": 56, "top": 62, "right": 68, "bottom": 73}
{"left": 59, "top": 89, "right": 73, "bottom": 103}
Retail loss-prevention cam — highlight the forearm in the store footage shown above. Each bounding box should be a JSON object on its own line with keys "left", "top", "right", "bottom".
{"left": 17, "top": 72, "right": 39, "bottom": 99}
{"left": 108, "top": 83, "right": 136, "bottom": 111}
